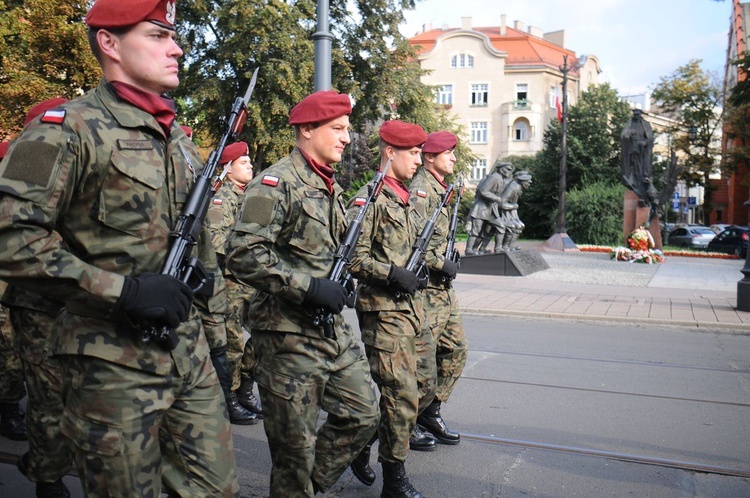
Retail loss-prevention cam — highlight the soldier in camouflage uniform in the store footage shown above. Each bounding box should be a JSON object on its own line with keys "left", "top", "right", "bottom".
{"left": 0, "top": 142, "right": 28, "bottom": 444}
{"left": 206, "top": 141, "right": 261, "bottom": 425}
{"left": 410, "top": 131, "right": 467, "bottom": 447}
{"left": 347, "top": 120, "right": 432, "bottom": 498}
{"left": 0, "top": 1, "right": 239, "bottom": 496}
{"left": 225, "top": 90, "right": 380, "bottom": 498}
{"left": 0, "top": 279, "right": 28, "bottom": 443}
{"left": 2, "top": 98, "right": 75, "bottom": 498}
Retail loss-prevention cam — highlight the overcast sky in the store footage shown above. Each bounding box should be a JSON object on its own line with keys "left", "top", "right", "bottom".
{"left": 399, "top": 0, "right": 730, "bottom": 96}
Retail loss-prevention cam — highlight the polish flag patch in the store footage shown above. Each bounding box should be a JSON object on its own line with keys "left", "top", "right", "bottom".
{"left": 261, "top": 175, "right": 280, "bottom": 187}
{"left": 416, "top": 190, "right": 427, "bottom": 198}
{"left": 353, "top": 197, "right": 366, "bottom": 206}
{"left": 212, "top": 198, "right": 223, "bottom": 205}
{"left": 40, "top": 109, "right": 66, "bottom": 124}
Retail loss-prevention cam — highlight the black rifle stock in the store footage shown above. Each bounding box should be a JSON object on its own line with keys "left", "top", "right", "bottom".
{"left": 442, "top": 175, "right": 463, "bottom": 285}
{"left": 142, "top": 68, "right": 259, "bottom": 350}
{"left": 312, "top": 160, "right": 391, "bottom": 338}
{"left": 395, "top": 183, "right": 456, "bottom": 299}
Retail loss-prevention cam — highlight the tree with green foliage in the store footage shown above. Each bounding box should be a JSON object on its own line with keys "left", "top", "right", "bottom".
{"left": 723, "top": 51, "right": 750, "bottom": 174}
{"left": 518, "top": 83, "right": 632, "bottom": 240}
{"left": 0, "top": 0, "right": 100, "bottom": 138}
{"left": 651, "top": 59, "right": 723, "bottom": 224}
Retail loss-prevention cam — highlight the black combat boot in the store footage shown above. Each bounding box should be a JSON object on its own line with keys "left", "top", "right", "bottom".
{"left": 408, "top": 425, "right": 436, "bottom": 452}
{"left": 237, "top": 374, "right": 263, "bottom": 417}
{"left": 417, "top": 399, "right": 460, "bottom": 445}
{"left": 351, "top": 443, "right": 375, "bottom": 486}
{"left": 227, "top": 391, "right": 260, "bottom": 425}
{"left": 0, "top": 401, "right": 27, "bottom": 441}
{"left": 380, "top": 461, "right": 423, "bottom": 498}
{"left": 17, "top": 452, "right": 71, "bottom": 498}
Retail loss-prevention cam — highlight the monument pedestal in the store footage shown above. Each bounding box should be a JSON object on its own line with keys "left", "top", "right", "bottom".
{"left": 459, "top": 249, "right": 549, "bottom": 277}
{"left": 622, "top": 190, "right": 662, "bottom": 249}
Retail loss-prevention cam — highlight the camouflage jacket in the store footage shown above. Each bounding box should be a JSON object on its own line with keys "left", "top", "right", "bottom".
{"left": 409, "top": 168, "right": 452, "bottom": 288}
{"left": 207, "top": 181, "right": 244, "bottom": 266}
{"left": 347, "top": 182, "right": 421, "bottom": 312}
{"left": 0, "top": 79, "right": 226, "bottom": 376}
{"left": 225, "top": 147, "right": 350, "bottom": 337}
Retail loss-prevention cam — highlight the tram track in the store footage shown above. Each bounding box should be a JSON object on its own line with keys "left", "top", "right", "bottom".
{"left": 459, "top": 432, "right": 750, "bottom": 479}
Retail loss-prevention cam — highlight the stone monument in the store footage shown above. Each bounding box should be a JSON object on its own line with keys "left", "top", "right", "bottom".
{"left": 620, "top": 108, "right": 682, "bottom": 249}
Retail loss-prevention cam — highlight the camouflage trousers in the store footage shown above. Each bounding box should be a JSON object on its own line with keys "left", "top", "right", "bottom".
{"left": 423, "top": 285, "right": 467, "bottom": 403}
{"left": 0, "top": 304, "right": 25, "bottom": 402}
{"left": 358, "top": 308, "right": 435, "bottom": 463}
{"left": 59, "top": 354, "right": 239, "bottom": 498}
{"left": 252, "top": 326, "right": 379, "bottom": 497}
{"left": 10, "top": 307, "right": 73, "bottom": 483}
{"left": 225, "top": 277, "right": 256, "bottom": 389}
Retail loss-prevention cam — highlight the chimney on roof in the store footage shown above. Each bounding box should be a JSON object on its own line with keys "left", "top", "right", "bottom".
{"left": 422, "top": 22, "right": 432, "bottom": 33}
{"left": 527, "top": 25, "right": 543, "bottom": 38}
{"left": 544, "top": 29, "right": 565, "bottom": 47}
{"left": 500, "top": 14, "right": 506, "bottom": 36}
{"left": 461, "top": 17, "right": 472, "bottom": 30}
{"left": 514, "top": 20, "right": 525, "bottom": 32}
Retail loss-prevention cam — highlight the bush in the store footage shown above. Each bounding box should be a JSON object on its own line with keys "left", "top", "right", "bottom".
{"left": 566, "top": 182, "right": 625, "bottom": 246}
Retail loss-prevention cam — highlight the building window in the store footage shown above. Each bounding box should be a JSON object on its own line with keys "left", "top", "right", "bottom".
{"left": 470, "top": 84, "right": 488, "bottom": 107}
{"left": 516, "top": 83, "right": 528, "bottom": 102}
{"left": 471, "top": 158, "right": 487, "bottom": 181}
{"left": 470, "top": 122, "right": 487, "bottom": 144}
{"left": 513, "top": 120, "right": 529, "bottom": 141}
{"left": 450, "top": 53, "right": 474, "bottom": 68}
{"left": 436, "top": 85, "right": 453, "bottom": 105}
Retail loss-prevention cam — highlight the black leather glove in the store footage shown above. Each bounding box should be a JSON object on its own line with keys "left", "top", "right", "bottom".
{"left": 304, "top": 277, "right": 347, "bottom": 314}
{"left": 440, "top": 259, "right": 458, "bottom": 279}
{"left": 388, "top": 265, "right": 419, "bottom": 296}
{"left": 115, "top": 272, "right": 193, "bottom": 329}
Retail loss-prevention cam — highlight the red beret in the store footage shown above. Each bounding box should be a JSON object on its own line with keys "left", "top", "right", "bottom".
{"left": 180, "top": 125, "right": 193, "bottom": 139}
{"left": 86, "top": 0, "right": 177, "bottom": 30}
{"left": 220, "top": 142, "right": 249, "bottom": 165}
{"left": 289, "top": 91, "right": 352, "bottom": 125}
{"left": 422, "top": 131, "right": 458, "bottom": 154}
{"left": 0, "top": 141, "right": 9, "bottom": 161}
{"left": 25, "top": 98, "right": 68, "bottom": 126}
{"left": 379, "top": 120, "right": 427, "bottom": 148}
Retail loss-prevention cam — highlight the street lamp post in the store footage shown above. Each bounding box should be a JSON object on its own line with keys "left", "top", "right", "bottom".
{"left": 544, "top": 54, "right": 583, "bottom": 252}
{"left": 312, "top": 0, "right": 332, "bottom": 91}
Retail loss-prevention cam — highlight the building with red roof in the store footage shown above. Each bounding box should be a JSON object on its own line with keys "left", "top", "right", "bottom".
{"left": 408, "top": 15, "right": 600, "bottom": 182}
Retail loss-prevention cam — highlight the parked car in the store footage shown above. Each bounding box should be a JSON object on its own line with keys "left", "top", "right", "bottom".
{"left": 709, "top": 223, "right": 732, "bottom": 234}
{"left": 667, "top": 226, "right": 716, "bottom": 249}
{"left": 707, "top": 226, "right": 750, "bottom": 258}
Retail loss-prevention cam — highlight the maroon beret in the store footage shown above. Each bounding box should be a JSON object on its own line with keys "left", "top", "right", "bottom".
{"left": 422, "top": 131, "right": 458, "bottom": 154}
{"left": 86, "top": 0, "right": 177, "bottom": 30}
{"left": 25, "top": 98, "right": 68, "bottom": 126}
{"left": 0, "top": 141, "right": 9, "bottom": 161}
{"left": 289, "top": 91, "right": 352, "bottom": 125}
{"left": 220, "top": 142, "right": 249, "bottom": 165}
{"left": 379, "top": 120, "right": 427, "bottom": 148}
{"left": 180, "top": 125, "right": 193, "bottom": 139}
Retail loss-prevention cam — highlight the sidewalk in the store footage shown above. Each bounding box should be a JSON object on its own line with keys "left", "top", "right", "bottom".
{"left": 453, "top": 245, "right": 750, "bottom": 330}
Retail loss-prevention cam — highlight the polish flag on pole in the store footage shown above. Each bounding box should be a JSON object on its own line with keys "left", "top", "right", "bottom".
{"left": 555, "top": 95, "right": 563, "bottom": 123}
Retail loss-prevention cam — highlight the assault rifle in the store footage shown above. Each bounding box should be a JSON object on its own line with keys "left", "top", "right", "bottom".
{"left": 395, "top": 183, "right": 456, "bottom": 299}
{"left": 442, "top": 175, "right": 463, "bottom": 285}
{"left": 312, "top": 160, "right": 391, "bottom": 338}
{"left": 143, "top": 68, "right": 259, "bottom": 350}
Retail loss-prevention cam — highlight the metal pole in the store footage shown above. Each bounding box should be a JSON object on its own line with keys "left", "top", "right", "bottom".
{"left": 555, "top": 55, "right": 570, "bottom": 233}
{"left": 313, "top": 0, "right": 332, "bottom": 91}
{"left": 737, "top": 239, "right": 750, "bottom": 311}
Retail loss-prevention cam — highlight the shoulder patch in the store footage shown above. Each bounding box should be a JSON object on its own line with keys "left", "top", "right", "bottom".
{"left": 353, "top": 197, "right": 366, "bottom": 206}
{"left": 261, "top": 175, "right": 279, "bottom": 187}
{"left": 40, "top": 109, "right": 66, "bottom": 125}
{"left": 417, "top": 190, "right": 427, "bottom": 198}
{"left": 212, "top": 198, "right": 223, "bottom": 205}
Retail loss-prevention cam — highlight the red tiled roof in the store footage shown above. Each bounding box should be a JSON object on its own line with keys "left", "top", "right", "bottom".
{"left": 409, "top": 25, "right": 577, "bottom": 71}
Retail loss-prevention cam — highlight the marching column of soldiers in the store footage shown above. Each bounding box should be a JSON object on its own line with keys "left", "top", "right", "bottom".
{"left": 0, "top": 0, "right": 469, "bottom": 497}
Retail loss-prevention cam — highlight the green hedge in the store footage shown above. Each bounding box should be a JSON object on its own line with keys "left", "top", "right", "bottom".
{"left": 566, "top": 182, "right": 626, "bottom": 246}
